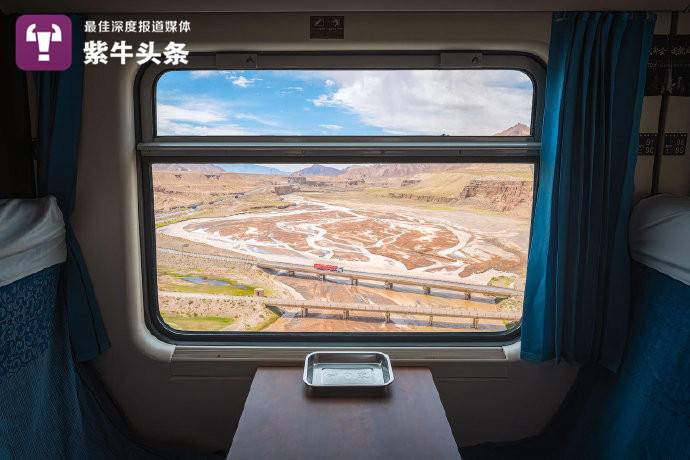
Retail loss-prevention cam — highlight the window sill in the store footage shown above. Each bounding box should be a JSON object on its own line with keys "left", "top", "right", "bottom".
{"left": 169, "top": 343, "right": 516, "bottom": 378}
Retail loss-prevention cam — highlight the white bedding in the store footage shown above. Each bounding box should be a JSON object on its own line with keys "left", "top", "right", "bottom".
{"left": 0, "top": 196, "right": 66, "bottom": 287}
{"left": 629, "top": 194, "right": 690, "bottom": 286}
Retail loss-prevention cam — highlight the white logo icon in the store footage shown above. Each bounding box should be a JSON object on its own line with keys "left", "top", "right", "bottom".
{"left": 25, "top": 23, "right": 62, "bottom": 62}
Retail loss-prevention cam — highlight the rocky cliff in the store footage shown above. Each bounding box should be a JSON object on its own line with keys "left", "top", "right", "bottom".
{"left": 461, "top": 179, "right": 533, "bottom": 212}
{"left": 389, "top": 179, "right": 533, "bottom": 214}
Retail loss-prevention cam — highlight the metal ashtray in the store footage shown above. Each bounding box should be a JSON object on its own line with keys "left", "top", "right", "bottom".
{"left": 303, "top": 351, "right": 394, "bottom": 389}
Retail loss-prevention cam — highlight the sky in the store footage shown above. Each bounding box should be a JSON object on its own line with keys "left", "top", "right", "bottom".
{"left": 156, "top": 69, "right": 533, "bottom": 137}
{"left": 256, "top": 164, "right": 354, "bottom": 173}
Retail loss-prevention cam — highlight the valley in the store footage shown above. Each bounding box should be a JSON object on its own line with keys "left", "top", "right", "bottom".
{"left": 152, "top": 162, "right": 533, "bottom": 333}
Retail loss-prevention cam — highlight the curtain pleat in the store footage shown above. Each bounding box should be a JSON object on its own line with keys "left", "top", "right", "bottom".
{"left": 37, "top": 15, "right": 111, "bottom": 361}
{"left": 521, "top": 12, "right": 655, "bottom": 370}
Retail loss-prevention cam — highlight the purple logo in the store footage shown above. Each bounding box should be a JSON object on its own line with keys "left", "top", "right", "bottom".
{"left": 16, "top": 15, "right": 72, "bottom": 71}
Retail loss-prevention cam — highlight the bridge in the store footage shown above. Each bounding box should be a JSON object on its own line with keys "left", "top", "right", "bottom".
{"left": 158, "top": 291, "right": 521, "bottom": 329}
{"left": 157, "top": 247, "right": 523, "bottom": 300}
{"left": 265, "top": 298, "right": 521, "bottom": 328}
{"left": 256, "top": 261, "right": 522, "bottom": 300}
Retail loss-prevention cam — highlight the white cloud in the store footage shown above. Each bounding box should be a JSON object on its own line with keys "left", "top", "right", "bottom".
{"left": 157, "top": 120, "right": 251, "bottom": 135}
{"left": 233, "top": 112, "right": 282, "bottom": 127}
{"left": 279, "top": 86, "right": 304, "bottom": 96}
{"left": 157, "top": 103, "right": 225, "bottom": 123}
{"left": 157, "top": 97, "right": 292, "bottom": 135}
{"left": 311, "top": 94, "right": 339, "bottom": 107}
{"left": 310, "top": 70, "right": 532, "bottom": 135}
{"left": 157, "top": 101, "right": 250, "bottom": 135}
{"left": 324, "top": 79, "right": 336, "bottom": 87}
{"left": 229, "top": 75, "right": 260, "bottom": 88}
{"left": 189, "top": 70, "right": 218, "bottom": 79}
{"left": 319, "top": 124, "right": 343, "bottom": 130}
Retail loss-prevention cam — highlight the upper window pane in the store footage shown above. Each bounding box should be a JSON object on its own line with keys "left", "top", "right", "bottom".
{"left": 156, "top": 69, "right": 533, "bottom": 136}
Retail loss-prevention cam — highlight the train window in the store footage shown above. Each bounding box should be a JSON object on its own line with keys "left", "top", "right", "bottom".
{"left": 137, "top": 53, "right": 544, "bottom": 343}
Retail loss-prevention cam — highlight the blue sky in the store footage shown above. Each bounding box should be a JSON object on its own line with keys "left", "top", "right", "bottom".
{"left": 219, "top": 163, "right": 359, "bottom": 173}
{"left": 156, "top": 69, "right": 533, "bottom": 136}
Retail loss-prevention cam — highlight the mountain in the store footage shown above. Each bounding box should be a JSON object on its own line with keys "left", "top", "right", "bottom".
{"left": 153, "top": 163, "right": 287, "bottom": 175}
{"left": 152, "top": 163, "right": 224, "bottom": 173}
{"left": 218, "top": 164, "right": 285, "bottom": 175}
{"left": 291, "top": 164, "right": 344, "bottom": 177}
{"left": 341, "top": 163, "right": 459, "bottom": 179}
{"left": 494, "top": 123, "right": 530, "bottom": 136}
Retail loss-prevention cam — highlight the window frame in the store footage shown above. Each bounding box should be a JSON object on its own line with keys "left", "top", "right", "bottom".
{"left": 136, "top": 51, "right": 544, "bottom": 346}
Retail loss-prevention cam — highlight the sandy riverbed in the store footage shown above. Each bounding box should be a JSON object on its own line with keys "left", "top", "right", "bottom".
{"left": 159, "top": 194, "right": 528, "bottom": 288}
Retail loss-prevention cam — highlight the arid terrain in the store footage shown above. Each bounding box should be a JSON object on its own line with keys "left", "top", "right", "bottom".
{"left": 152, "top": 162, "right": 533, "bottom": 333}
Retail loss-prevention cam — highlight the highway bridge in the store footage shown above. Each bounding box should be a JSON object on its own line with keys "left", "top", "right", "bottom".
{"left": 157, "top": 247, "right": 523, "bottom": 300}
{"left": 265, "top": 298, "right": 521, "bottom": 328}
{"left": 158, "top": 291, "right": 521, "bottom": 328}
{"left": 255, "top": 261, "right": 522, "bottom": 300}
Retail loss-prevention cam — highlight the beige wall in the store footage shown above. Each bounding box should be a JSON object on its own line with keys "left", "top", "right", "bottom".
{"left": 72, "top": 11, "right": 687, "bottom": 452}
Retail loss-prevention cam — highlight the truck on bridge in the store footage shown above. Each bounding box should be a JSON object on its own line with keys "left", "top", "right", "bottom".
{"left": 313, "top": 263, "right": 344, "bottom": 272}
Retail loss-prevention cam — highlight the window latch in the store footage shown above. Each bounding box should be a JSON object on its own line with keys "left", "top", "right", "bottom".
{"left": 440, "top": 52, "right": 483, "bottom": 68}
{"left": 215, "top": 53, "right": 258, "bottom": 69}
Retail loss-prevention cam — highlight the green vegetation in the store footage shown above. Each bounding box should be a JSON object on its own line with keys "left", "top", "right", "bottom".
{"left": 456, "top": 206, "right": 519, "bottom": 218}
{"left": 503, "top": 319, "right": 520, "bottom": 331}
{"left": 233, "top": 193, "right": 286, "bottom": 215}
{"left": 489, "top": 276, "right": 515, "bottom": 288}
{"left": 155, "top": 209, "right": 211, "bottom": 228}
{"left": 161, "top": 312, "right": 235, "bottom": 331}
{"left": 247, "top": 307, "right": 281, "bottom": 331}
{"left": 157, "top": 269, "right": 269, "bottom": 297}
{"left": 395, "top": 201, "right": 460, "bottom": 212}
{"left": 497, "top": 295, "right": 523, "bottom": 313}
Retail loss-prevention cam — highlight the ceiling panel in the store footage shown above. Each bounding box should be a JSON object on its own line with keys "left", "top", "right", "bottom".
{"left": 1, "top": 0, "right": 688, "bottom": 14}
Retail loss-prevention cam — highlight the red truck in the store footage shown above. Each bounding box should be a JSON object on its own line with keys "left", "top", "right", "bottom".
{"left": 314, "top": 263, "right": 344, "bottom": 272}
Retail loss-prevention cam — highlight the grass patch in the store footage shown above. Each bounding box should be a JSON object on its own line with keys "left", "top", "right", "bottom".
{"left": 157, "top": 268, "right": 201, "bottom": 278}
{"left": 157, "top": 269, "right": 271, "bottom": 297}
{"left": 397, "top": 202, "right": 460, "bottom": 212}
{"left": 503, "top": 319, "right": 521, "bottom": 331}
{"left": 497, "top": 296, "right": 523, "bottom": 312}
{"left": 161, "top": 312, "right": 235, "bottom": 331}
{"left": 489, "top": 276, "right": 515, "bottom": 288}
{"left": 155, "top": 209, "right": 211, "bottom": 228}
{"left": 233, "top": 193, "right": 287, "bottom": 214}
{"left": 247, "top": 307, "right": 281, "bottom": 331}
{"left": 159, "top": 282, "right": 256, "bottom": 296}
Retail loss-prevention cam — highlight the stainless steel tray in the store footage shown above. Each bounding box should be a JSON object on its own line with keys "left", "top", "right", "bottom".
{"left": 303, "top": 351, "right": 394, "bottom": 388}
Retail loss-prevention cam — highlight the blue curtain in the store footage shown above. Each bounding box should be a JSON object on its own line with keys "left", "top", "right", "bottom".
{"left": 521, "top": 12, "right": 655, "bottom": 370}
{"left": 37, "top": 15, "right": 110, "bottom": 361}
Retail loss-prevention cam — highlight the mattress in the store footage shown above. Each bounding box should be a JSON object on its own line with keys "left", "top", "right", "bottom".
{"left": 629, "top": 194, "right": 690, "bottom": 286}
{"left": 0, "top": 196, "right": 66, "bottom": 287}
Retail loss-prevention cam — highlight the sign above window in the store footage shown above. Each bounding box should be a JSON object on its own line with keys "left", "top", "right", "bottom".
{"left": 310, "top": 16, "right": 344, "bottom": 39}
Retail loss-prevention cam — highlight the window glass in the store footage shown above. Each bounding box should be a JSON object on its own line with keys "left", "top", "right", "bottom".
{"left": 153, "top": 162, "right": 532, "bottom": 333}
{"left": 156, "top": 70, "right": 533, "bottom": 136}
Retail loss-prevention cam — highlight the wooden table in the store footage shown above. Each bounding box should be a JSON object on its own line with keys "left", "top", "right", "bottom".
{"left": 227, "top": 367, "right": 461, "bottom": 460}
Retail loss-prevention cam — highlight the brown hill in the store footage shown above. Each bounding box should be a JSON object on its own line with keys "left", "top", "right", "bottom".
{"left": 494, "top": 123, "right": 530, "bottom": 136}
{"left": 342, "top": 163, "right": 459, "bottom": 179}
{"left": 291, "top": 164, "right": 344, "bottom": 177}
